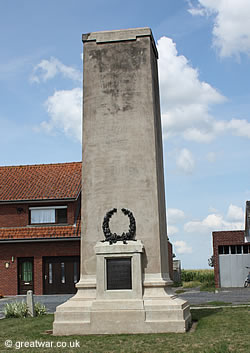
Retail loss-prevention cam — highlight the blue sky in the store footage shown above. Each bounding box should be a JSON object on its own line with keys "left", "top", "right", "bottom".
{"left": 1, "top": 0, "right": 250, "bottom": 268}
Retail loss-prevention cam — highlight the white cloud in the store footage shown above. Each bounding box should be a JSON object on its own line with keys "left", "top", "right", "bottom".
{"left": 174, "top": 240, "right": 192, "bottom": 254}
{"left": 226, "top": 204, "right": 244, "bottom": 222}
{"left": 31, "top": 57, "right": 81, "bottom": 83}
{"left": 167, "top": 208, "right": 185, "bottom": 223}
{"left": 31, "top": 57, "right": 83, "bottom": 141}
{"left": 158, "top": 36, "right": 250, "bottom": 143}
{"left": 39, "top": 88, "right": 82, "bottom": 142}
{"left": 215, "top": 119, "right": 250, "bottom": 138}
{"left": 188, "top": 6, "right": 207, "bottom": 17}
{"left": 188, "top": 0, "right": 250, "bottom": 58}
{"left": 158, "top": 36, "right": 225, "bottom": 142}
{"left": 183, "top": 128, "right": 215, "bottom": 143}
{"left": 184, "top": 204, "right": 244, "bottom": 233}
{"left": 176, "top": 148, "right": 195, "bottom": 174}
{"left": 167, "top": 225, "right": 179, "bottom": 236}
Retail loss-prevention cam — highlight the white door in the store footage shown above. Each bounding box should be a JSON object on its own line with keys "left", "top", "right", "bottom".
{"left": 219, "top": 249, "right": 250, "bottom": 287}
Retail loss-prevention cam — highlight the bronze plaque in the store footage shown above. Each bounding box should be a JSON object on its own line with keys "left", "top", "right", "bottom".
{"left": 106, "top": 258, "right": 132, "bottom": 290}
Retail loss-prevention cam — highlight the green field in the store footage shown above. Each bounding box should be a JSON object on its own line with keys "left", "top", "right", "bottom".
{"left": 181, "top": 269, "right": 214, "bottom": 282}
{"left": 180, "top": 269, "right": 215, "bottom": 291}
{"left": 0, "top": 307, "right": 250, "bottom": 353}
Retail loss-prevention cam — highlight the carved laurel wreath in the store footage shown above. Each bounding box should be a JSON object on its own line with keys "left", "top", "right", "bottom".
{"left": 102, "top": 208, "right": 136, "bottom": 244}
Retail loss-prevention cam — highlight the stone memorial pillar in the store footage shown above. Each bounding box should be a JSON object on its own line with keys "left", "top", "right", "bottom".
{"left": 53, "top": 28, "right": 191, "bottom": 335}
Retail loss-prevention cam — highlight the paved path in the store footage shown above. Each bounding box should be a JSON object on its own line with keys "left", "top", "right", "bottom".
{"left": 0, "top": 288, "right": 249, "bottom": 319}
{"left": 178, "top": 287, "right": 250, "bottom": 305}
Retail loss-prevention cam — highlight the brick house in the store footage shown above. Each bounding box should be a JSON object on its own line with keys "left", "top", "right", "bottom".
{"left": 0, "top": 162, "right": 81, "bottom": 296}
{"left": 0, "top": 161, "right": 173, "bottom": 296}
{"left": 213, "top": 202, "right": 250, "bottom": 288}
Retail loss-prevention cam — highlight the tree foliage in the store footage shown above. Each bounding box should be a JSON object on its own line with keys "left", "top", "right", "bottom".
{"left": 208, "top": 255, "right": 214, "bottom": 268}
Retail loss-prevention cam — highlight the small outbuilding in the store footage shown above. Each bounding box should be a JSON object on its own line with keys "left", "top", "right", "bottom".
{"left": 213, "top": 201, "right": 250, "bottom": 288}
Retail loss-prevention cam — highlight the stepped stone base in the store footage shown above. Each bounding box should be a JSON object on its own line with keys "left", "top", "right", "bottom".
{"left": 53, "top": 242, "right": 191, "bottom": 335}
{"left": 53, "top": 285, "right": 191, "bottom": 335}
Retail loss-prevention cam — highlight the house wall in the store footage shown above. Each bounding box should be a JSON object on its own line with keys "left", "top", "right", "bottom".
{"left": 213, "top": 230, "right": 245, "bottom": 287}
{"left": 0, "top": 238, "right": 173, "bottom": 295}
{"left": 0, "top": 204, "right": 29, "bottom": 227}
{"left": 0, "top": 201, "right": 78, "bottom": 227}
{"left": 0, "top": 240, "right": 80, "bottom": 296}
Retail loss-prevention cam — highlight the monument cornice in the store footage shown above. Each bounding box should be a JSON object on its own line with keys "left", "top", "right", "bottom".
{"left": 82, "top": 27, "right": 158, "bottom": 58}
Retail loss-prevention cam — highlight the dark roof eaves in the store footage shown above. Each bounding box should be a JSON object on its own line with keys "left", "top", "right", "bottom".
{"left": 212, "top": 230, "right": 244, "bottom": 234}
{"left": 0, "top": 197, "right": 79, "bottom": 204}
{"left": 0, "top": 237, "right": 80, "bottom": 243}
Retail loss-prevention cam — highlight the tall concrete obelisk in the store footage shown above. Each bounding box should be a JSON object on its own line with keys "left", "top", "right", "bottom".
{"left": 53, "top": 28, "right": 191, "bottom": 335}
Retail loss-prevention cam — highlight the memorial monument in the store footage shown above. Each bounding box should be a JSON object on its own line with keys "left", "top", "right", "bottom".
{"left": 53, "top": 27, "right": 191, "bottom": 335}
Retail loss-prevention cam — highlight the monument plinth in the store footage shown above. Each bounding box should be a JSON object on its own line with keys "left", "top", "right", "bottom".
{"left": 53, "top": 28, "right": 191, "bottom": 335}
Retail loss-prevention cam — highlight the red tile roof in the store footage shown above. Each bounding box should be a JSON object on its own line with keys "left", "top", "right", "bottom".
{"left": 0, "top": 162, "right": 81, "bottom": 202}
{"left": 0, "top": 224, "right": 81, "bottom": 240}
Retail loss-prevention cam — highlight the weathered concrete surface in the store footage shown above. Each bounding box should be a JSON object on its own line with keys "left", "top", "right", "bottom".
{"left": 53, "top": 27, "right": 190, "bottom": 335}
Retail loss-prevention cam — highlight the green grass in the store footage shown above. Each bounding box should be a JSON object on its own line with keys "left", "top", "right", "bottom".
{"left": 175, "top": 289, "right": 186, "bottom": 294}
{"left": 193, "top": 301, "right": 232, "bottom": 307}
{"left": 180, "top": 280, "right": 215, "bottom": 292}
{"left": 183, "top": 280, "right": 202, "bottom": 288}
{"left": 0, "top": 308, "right": 250, "bottom": 352}
{"left": 200, "top": 282, "right": 215, "bottom": 292}
{"left": 181, "top": 270, "right": 215, "bottom": 292}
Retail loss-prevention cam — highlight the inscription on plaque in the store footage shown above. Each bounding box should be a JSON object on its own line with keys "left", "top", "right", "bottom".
{"left": 106, "top": 258, "right": 132, "bottom": 290}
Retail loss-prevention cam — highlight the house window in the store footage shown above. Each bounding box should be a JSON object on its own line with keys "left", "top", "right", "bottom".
{"left": 218, "top": 246, "right": 223, "bottom": 254}
{"left": 61, "top": 263, "right": 65, "bottom": 284}
{"left": 21, "top": 261, "right": 33, "bottom": 282}
{"left": 49, "top": 263, "right": 53, "bottom": 284}
{"left": 29, "top": 206, "right": 67, "bottom": 225}
{"left": 231, "top": 245, "right": 236, "bottom": 254}
{"left": 243, "top": 245, "right": 248, "bottom": 254}
{"left": 218, "top": 245, "right": 231, "bottom": 255}
{"left": 236, "top": 245, "right": 242, "bottom": 254}
{"left": 74, "top": 261, "right": 78, "bottom": 284}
